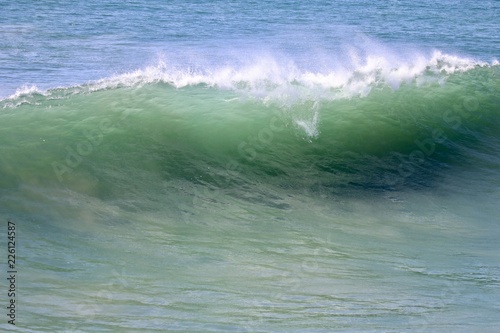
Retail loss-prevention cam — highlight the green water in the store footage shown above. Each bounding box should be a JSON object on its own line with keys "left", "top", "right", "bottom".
{"left": 1, "top": 64, "right": 499, "bottom": 331}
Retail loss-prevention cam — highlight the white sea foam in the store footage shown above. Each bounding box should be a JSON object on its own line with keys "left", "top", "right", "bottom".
{"left": 295, "top": 109, "right": 320, "bottom": 140}
{"left": 1, "top": 85, "right": 46, "bottom": 108}
{"left": 1, "top": 50, "right": 495, "bottom": 108}
{"left": 92, "top": 50, "right": 492, "bottom": 99}
{"left": 6, "top": 85, "right": 44, "bottom": 100}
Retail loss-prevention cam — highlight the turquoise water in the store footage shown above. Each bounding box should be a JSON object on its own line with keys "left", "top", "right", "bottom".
{"left": 1, "top": 1, "right": 500, "bottom": 332}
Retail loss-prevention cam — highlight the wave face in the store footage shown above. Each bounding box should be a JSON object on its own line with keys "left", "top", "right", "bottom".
{"left": 1, "top": 55, "right": 499, "bottom": 199}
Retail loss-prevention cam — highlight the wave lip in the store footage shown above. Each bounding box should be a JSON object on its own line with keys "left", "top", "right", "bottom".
{"left": 1, "top": 50, "right": 497, "bottom": 108}
{"left": 1, "top": 85, "right": 45, "bottom": 107}
{"left": 97, "top": 50, "right": 494, "bottom": 94}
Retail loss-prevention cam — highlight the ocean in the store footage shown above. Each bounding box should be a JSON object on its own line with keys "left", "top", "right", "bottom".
{"left": 1, "top": 0, "right": 499, "bottom": 332}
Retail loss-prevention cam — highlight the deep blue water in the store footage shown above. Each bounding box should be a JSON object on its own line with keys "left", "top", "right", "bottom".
{"left": 1, "top": 0, "right": 498, "bottom": 97}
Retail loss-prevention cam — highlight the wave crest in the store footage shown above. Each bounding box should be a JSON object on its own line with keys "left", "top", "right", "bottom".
{"left": 85, "top": 51, "right": 500, "bottom": 110}
{"left": 2, "top": 50, "right": 497, "bottom": 108}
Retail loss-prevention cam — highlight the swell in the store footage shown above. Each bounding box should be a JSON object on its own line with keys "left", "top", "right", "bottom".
{"left": 0, "top": 64, "right": 498, "bottom": 205}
